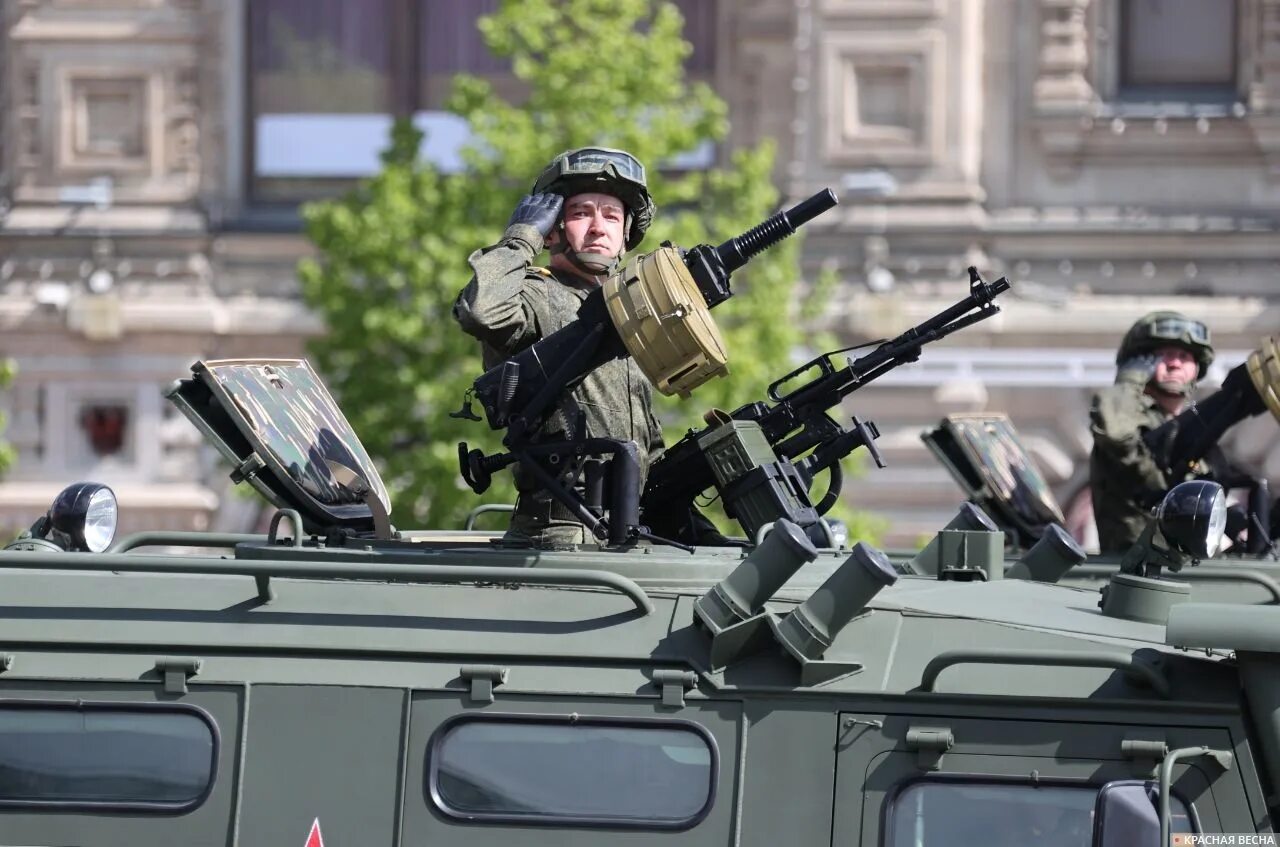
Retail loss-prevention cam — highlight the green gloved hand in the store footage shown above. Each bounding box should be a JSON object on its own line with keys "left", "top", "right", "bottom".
{"left": 1116, "top": 353, "right": 1159, "bottom": 386}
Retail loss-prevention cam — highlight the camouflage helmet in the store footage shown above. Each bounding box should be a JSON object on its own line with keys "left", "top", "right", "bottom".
{"left": 532, "top": 147, "right": 655, "bottom": 251}
{"left": 1116, "top": 311, "right": 1215, "bottom": 380}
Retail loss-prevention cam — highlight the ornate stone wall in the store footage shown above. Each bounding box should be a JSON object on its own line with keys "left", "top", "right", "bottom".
{"left": 0, "top": 0, "right": 316, "bottom": 535}
{"left": 720, "top": 0, "right": 796, "bottom": 183}
{"left": 790, "top": 0, "right": 1280, "bottom": 548}
{"left": 7, "top": 0, "right": 203, "bottom": 205}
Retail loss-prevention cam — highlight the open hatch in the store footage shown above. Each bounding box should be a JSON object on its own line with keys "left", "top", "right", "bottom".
{"left": 167, "top": 359, "right": 392, "bottom": 536}
{"left": 921, "top": 412, "right": 1066, "bottom": 549}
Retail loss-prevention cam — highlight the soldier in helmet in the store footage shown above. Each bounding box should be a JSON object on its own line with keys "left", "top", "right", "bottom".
{"left": 453, "top": 147, "right": 719, "bottom": 547}
{"left": 1089, "top": 311, "right": 1264, "bottom": 552}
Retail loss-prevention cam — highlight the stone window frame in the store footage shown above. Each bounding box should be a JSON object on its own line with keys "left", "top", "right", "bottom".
{"left": 820, "top": 29, "right": 946, "bottom": 168}
{"left": 1093, "top": 0, "right": 1249, "bottom": 110}
{"left": 1031, "top": 0, "right": 1280, "bottom": 175}
{"left": 58, "top": 69, "right": 158, "bottom": 173}
{"left": 7, "top": 0, "right": 201, "bottom": 207}
{"left": 42, "top": 381, "right": 161, "bottom": 481}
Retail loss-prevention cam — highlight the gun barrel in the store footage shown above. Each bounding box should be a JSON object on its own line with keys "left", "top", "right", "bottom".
{"left": 715, "top": 188, "right": 838, "bottom": 274}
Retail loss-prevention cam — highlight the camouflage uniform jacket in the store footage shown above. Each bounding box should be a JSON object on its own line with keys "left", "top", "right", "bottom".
{"left": 1088, "top": 380, "right": 1194, "bottom": 552}
{"left": 452, "top": 225, "right": 665, "bottom": 540}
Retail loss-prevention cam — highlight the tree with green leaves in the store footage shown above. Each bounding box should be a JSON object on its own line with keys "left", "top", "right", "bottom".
{"left": 0, "top": 358, "right": 14, "bottom": 479}
{"left": 301, "top": 0, "right": 878, "bottom": 540}
{"left": 0, "top": 358, "right": 15, "bottom": 543}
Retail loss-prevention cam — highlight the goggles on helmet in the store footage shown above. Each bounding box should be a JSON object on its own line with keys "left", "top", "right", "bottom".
{"left": 557, "top": 148, "right": 646, "bottom": 184}
{"left": 1148, "top": 317, "right": 1210, "bottom": 346}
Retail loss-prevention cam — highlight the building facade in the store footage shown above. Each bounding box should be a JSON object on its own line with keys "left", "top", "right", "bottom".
{"left": 787, "top": 0, "right": 1280, "bottom": 546}
{"left": 1, "top": 0, "right": 1277, "bottom": 548}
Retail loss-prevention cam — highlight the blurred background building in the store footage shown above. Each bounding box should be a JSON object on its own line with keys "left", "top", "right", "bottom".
{"left": 1, "top": 0, "right": 1277, "bottom": 545}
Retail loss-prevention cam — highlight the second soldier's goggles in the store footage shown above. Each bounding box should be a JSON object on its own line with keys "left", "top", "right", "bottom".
{"left": 556, "top": 148, "right": 646, "bottom": 185}
{"left": 1148, "top": 317, "right": 1211, "bottom": 347}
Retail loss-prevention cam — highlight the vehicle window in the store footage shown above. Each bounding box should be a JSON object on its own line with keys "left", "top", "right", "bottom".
{"left": 0, "top": 702, "right": 217, "bottom": 809}
{"left": 428, "top": 715, "right": 716, "bottom": 828}
{"left": 884, "top": 781, "right": 1194, "bottom": 846}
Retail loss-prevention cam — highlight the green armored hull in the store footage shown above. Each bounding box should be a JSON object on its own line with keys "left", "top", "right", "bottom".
{"left": 0, "top": 359, "right": 1277, "bottom": 844}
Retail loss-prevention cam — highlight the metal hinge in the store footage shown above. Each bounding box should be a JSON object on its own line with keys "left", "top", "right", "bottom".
{"left": 155, "top": 657, "right": 202, "bottom": 694}
{"left": 460, "top": 665, "right": 509, "bottom": 704}
{"left": 652, "top": 669, "right": 697, "bottom": 708}
{"left": 1121, "top": 738, "right": 1169, "bottom": 777}
{"left": 230, "top": 453, "right": 266, "bottom": 484}
{"left": 905, "top": 726, "right": 955, "bottom": 770}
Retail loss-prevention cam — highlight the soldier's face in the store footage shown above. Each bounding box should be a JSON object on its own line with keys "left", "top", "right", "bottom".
{"left": 551, "top": 192, "right": 626, "bottom": 259}
{"left": 1154, "top": 345, "right": 1197, "bottom": 386}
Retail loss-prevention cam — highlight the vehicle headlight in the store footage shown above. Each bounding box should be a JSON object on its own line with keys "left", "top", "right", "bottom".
{"left": 1157, "top": 480, "right": 1227, "bottom": 560}
{"left": 47, "top": 482, "right": 118, "bottom": 552}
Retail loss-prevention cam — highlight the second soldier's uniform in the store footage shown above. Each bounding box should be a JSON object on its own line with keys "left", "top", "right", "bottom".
{"left": 1089, "top": 312, "right": 1215, "bottom": 553}
{"left": 1089, "top": 378, "right": 1196, "bottom": 552}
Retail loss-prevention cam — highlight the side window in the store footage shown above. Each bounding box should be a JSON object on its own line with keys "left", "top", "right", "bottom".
{"left": 427, "top": 714, "right": 717, "bottom": 829}
{"left": 1119, "top": 0, "right": 1237, "bottom": 100}
{"left": 0, "top": 701, "right": 218, "bottom": 810}
{"left": 884, "top": 780, "right": 1195, "bottom": 847}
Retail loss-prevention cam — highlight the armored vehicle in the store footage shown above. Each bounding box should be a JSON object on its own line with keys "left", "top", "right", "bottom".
{"left": 0, "top": 355, "right": 1277, "bottom": 846}
{"left": 3, "top": 192, "right": 1278, "bottom": 845}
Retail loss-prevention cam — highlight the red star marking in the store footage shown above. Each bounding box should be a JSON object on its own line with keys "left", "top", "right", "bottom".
{"left": 304, "top": 818, "right": 325, "bottom": 847}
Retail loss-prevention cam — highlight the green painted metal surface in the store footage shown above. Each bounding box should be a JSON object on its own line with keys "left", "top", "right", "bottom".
{"left": 2, "top": 360, "right": 1278, "bottom": 844}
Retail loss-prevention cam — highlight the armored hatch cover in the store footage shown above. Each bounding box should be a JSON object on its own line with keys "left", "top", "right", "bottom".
{"left": 922, "top": 412, "right": 1066, "bottom": 549}
{"left": 166, "top": 359, "right": 391, "bottom": 535}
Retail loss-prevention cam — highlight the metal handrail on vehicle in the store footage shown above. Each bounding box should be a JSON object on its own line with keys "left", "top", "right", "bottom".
{"left": 919, "top": 648, "right": 1172, "bottom": 699}
{"left": 108, "top": 532, "right": 268, "bottom": 553}
{"left": 464, "top": 504, "right": 515, "bottom": 531}
{"left": 1168, "top": 569, "right": 1280, "bottom": 604}
{"left": 0, "top": 552, "right": 655, "bottom": 616}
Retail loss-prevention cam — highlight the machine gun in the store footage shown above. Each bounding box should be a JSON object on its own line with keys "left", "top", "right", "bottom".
{"left": 455, "top": 189, "right": 840, "bottom": 548}
{"left": 641, "top": 267, "right": 1011, "bottom": 542}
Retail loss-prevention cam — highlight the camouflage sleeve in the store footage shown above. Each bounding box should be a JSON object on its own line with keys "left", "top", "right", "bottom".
{"left": 1089, "top": 384, "right": 1168, "bottom": 490}
{"left": 452, "top": 224, "right": 546, "bottom": 355}
{"left": 645, "top": 403, "right": 666, "bottom": 459}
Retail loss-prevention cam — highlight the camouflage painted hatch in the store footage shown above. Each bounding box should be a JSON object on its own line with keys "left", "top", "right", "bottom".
{"left": 167, "top": 359, "right": 391, "bottom": 533}
{"left": 923, "top": 413, "right": 1066, "bottom": 547}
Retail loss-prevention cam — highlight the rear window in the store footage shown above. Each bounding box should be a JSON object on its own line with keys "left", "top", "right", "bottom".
{"left": 885, "top": 780, "right": 1195, "bottom": 846}
{"left": 427, "top": 713, "right": 717, "bottom": 829}
{"left": 0, "top": 701, "right": 218, "bottom": 810}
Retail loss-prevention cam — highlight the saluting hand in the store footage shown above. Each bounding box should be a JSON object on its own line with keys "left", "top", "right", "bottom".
{"left": 1115, "top": 353, "right": 1159, "bottom": 386}
{"left": 506, "top": 193, "right": 564, "bottom": 245}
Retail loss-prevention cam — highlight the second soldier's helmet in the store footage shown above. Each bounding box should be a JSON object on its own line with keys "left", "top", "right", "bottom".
{"left": 1117, "top": 311, "right": 1215, "bottom": 380}
{"left": 532, "top": 147, "right": 655, "bottom": 250}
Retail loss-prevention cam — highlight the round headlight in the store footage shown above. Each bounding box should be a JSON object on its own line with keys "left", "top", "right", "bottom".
{"left": 47, "top": 482, "right": 118, "bottom": 552}
{"left": 1157, "top": 480, "right": 1227, "bottom": 560}
{"left": 82, "top": 487, "right": 118, "bottom": 552}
